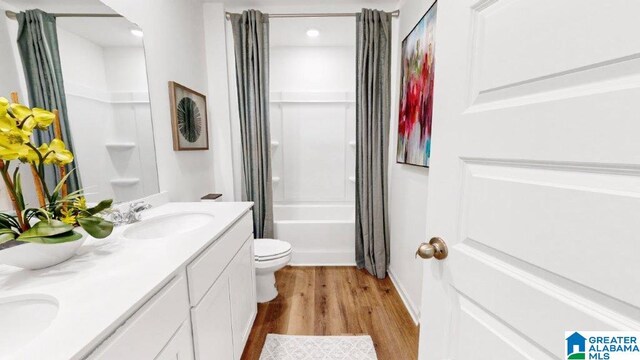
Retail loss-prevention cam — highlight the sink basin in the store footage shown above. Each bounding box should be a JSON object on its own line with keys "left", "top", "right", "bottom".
{"left": 0, "top": 295, "right": 58, "bottom": 356}
{"left": 122, "top": 212, "right": 215, "bottom": 240}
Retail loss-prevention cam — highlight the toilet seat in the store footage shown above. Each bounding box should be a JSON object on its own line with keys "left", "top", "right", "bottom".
{"left": 254, "top": 239, "right": 292, "bottom": 262}
{"left": 254, "top": 239, "right": 293, "bottom": 303}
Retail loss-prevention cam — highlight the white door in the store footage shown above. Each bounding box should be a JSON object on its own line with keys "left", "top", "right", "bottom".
{"left": 191, "top": 274, "right": 235, "bottom": 360}
{"left": 417, "top": 0, "right": 640, "bottom": 358}
{"left": 228, "top": 238, "right": 257, "bottom": 359}
{"left": 154, "top": 320, "right": 195, "bottom": 360}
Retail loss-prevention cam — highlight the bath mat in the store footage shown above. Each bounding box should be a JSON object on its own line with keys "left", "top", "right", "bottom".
{"left": 259, "top": 334, "right": 378, "bottom": 360}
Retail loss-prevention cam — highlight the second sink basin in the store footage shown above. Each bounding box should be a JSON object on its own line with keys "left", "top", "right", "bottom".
{"left": 122, "top": 212, "right": 215, "bottom": 240}
{"left": 0, "top": 295, "right": 58, "bottom": 356}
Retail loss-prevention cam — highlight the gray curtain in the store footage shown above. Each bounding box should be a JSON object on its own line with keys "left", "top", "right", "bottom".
{"left": 16, "top": 9, "right": 81, "bottom": 193}
{"left": 355, "top": 9, "right": 392, "bottom": 279}
{"left": 230, "top": 10, "right": 274, "bottom": 239}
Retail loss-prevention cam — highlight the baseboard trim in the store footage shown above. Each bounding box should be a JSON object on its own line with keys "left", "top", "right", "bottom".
{"left": 388, "top": 268, "right": 420, "bottom": 326}
{"left": 290, "top": 251, "right": 356, "bottom": 266}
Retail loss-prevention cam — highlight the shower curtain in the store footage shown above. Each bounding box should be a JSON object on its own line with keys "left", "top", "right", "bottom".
{"left": 355, "top": 9, "right": 392, "bottom": 279}
{"left": 16, "top": 9, "right": 81, "bottom": 193}
{"left": 230, "top": 10, "right": 274, "bottom": 238}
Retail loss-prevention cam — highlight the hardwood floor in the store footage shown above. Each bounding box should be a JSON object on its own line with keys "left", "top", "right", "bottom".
{"left": 241, "top": 266, "right": 419, "bottom": 360}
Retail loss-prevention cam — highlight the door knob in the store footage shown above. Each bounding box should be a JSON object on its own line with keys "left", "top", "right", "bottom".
{"left": 415, "top": 237, "right": 448, "bottom": 260}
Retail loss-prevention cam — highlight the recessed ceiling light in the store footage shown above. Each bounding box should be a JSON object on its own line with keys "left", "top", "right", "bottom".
{"left": 306, "top": 29, "right": 319, "bottom": 38}
{"left": 130, "top": 29, "right": 143, "bottom": 37}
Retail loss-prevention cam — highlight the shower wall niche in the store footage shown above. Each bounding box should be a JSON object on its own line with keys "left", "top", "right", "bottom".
{"left": 270, "top": 43, "right": 356, "bottom": 204}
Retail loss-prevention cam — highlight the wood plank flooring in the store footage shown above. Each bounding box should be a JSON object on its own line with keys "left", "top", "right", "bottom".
{"left": 241, "top": 266, "right": 419, "bottom": 360}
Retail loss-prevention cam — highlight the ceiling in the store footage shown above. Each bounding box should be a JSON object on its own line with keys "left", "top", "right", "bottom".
{"left": 57, "top": 17, "right": 143, "bottom": 48}
{"left": 3, "top": 0, "right": 117, "bottom": 14}
{"left": 213, "top": 0, "right": 397, "bottom": 6}
{"left": 3, "top": 0, "right": 142, "bottom": 48}
{"left": 270, "top": 17, "right": 355, "bottom": 47}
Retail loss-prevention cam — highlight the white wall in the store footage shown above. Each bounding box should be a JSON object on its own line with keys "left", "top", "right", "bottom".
{"left": 58, "top": 28, "right": 157, "bottom": 203}
{"left": 0, "top": 3, "right": 24, "bottom": 210}
{"left": 387, "top": 0, "right": 437, "bottom": 324}
{"left": 103, "top": 47, "right": 159, "bottom": 201}
{"left": 203, "top": 3, "right": 235, "bottom": 202}
{"left": 270, "top": 46, "right": 355, "bottom": 204}
{"left": 101, "top": 0, "right": 215, "bottom": 201}
{"left": 58, "top": 27, "right": 114, "bottom": 202}
{"left": 270, "top": 47, "right": 355, "bottom": 92}
{"left": 222, "top": 2, "right": 398, "bottom": 202}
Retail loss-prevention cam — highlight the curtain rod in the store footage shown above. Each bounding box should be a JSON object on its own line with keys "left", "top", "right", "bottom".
{"left": 225, "top": 10, "right": 399, "bottom": 20}
{"left": 4, "top": 10, "right": 123, "bottom": 20}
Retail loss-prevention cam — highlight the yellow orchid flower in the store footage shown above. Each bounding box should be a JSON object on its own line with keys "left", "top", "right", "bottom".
{"left": 22, "top": 108, "right": 55, "bottom": 132}
{"left": 73, "top": 196, "right": 87, "bottom": 211}
{"left": 0, "top": 114, "right": 18, "bottom": 133}
{"left": 45, "top": 139, "right": 74, "bottom": 165}
{"left": 19, "top": 142, "right": 48, "bottom": 164}
{"left": 0, "top": 98, "right": 18, "bottom": 133}
{"left": 60, "top": 208, "right": 77, "bottom": 225}
{"left": 0, "top": 130, "right": 30, "bottom": 160}
{"left": 0, "top": 98, "right": 9, "bottom": 118}
{"left": 9, "top": 103, "right": 31, "bottom": 121}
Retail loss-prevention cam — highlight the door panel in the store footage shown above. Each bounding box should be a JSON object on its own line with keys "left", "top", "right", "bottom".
{"left": 229, "top": 238, "right": 257, "bottom": 359}
{"left": 419, "top": 0, "right": 640, "bottom": 358}
{"left": 456, "top": 299, "right": 552, "bottom": 360}
{"left": 154, "top": 319, "right": 195, "bottom": 360}
{"left": 474, "top": 0, "right": 640, "bottom": 93}
{"left": 461, "top": 160, "right": 640, "bottom": 306}
{"left": 191, "top": 274, "right": 234, "bottom": 360}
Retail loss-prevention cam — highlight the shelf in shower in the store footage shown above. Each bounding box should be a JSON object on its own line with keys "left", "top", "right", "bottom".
{"left": 348, "top": 176, "right": 356, "bottom": 183}
{"left": 110, "top": 178, "right": 140, "bottom": 186}
{"left": 106, "top": 142, "right": 136, "bottom": 151}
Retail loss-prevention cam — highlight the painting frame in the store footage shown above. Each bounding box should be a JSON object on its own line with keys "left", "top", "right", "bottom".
{"left": 169, "top": 81, "right": 209, "bottom": 151}
{"left": 396, "top": 1, "right": 438, "bottom": 168}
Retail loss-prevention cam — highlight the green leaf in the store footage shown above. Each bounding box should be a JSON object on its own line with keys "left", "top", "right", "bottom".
{"left": 78, "top": 216, "right": 113, "bottom": 239}
{"left": 18, "top": 219, "right": 74, "bottom": 240}
{"left": 24, "top": 207, "right": 50, "bottom": 223}
{"left": 0, "top": 213, "right": 19, "bottom": 229}
{"left": 17, "top": 229, "right": 83, "bottom": 244}
{"left": 0, "top": 229, "right": 17, "bottom": 245}
{"left": 85, "top": 199, "right": 113, "bottom": 216}
{"left": 14, "top": 171, "right": 24, "bottom": 210}
{"left": 52, "top": 168, "right": 75, "bottom": 197}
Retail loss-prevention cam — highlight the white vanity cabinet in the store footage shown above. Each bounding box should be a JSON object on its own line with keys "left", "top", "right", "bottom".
{"left": 155, "top": 319, "right": 195, "bottom": 360}
{"left": 86, "top": 273, "right": 192, "bottom": 359}
{"left": 86, "top": 210, "right": 256, "bottom": 360}
{"left": 228, "top": 239, "right": 256, "bottom": 358}
{"left": 189, "top": 213, "right": 256, "bottom": 360}
{"left": 191, "top": 266, "right": 235, "bottom": 359}
{"left": 191, "top": 238, "right": 256, "bottom": 360}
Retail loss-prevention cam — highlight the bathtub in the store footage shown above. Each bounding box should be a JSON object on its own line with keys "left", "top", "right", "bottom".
{"left": 273, "top": 204, "right": 355, "bottom": 265}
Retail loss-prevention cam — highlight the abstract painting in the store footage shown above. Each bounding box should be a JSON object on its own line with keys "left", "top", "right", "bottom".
{"left": 169, "top": 81, "right": 209, "bottom": 150}
{"left": 397, "top": 2, "right": 437, "bottom": 167}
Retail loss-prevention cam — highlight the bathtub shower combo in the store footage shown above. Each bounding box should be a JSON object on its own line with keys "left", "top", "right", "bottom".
{"left": 274, "top": 204, "right": 355, "bottom": 265}
{"left": 269, "top": 17, "right": 357, "bottom": 266}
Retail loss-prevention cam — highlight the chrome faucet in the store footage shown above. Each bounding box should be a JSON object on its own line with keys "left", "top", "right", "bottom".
{"left": 108, "top": 201, "right": 152, "bottom": 226}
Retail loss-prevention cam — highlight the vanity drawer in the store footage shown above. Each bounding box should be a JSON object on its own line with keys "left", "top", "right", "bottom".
{"left": 87, "top": 273, "right": 190, "bottom": 359}
{"left": 187, "top": 211, "right": 253, "bottom": 306}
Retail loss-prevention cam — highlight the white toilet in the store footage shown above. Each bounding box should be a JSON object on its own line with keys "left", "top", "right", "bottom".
{"left": 254, "top": 238, "right": 292, "bottom": 303}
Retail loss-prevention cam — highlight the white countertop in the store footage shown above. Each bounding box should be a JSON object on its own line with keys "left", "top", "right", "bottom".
{"left": 0, "top": 201, "right": 253, "bottom": 360}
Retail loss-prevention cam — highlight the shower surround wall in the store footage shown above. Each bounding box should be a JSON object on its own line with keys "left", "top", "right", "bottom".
{"left": 270, "top": 45, "right": 356, "bottom": 265}
{"left": 58, "top": 29, "right": 157, "bottom": 203}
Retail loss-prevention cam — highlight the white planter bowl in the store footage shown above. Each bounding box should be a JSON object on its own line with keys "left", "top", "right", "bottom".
{"left": 0, "top": 230, "right": 87, "bottom": 270}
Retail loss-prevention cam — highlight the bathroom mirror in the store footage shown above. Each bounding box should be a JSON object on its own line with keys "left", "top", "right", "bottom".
{"left": 0, "top": 0, "right": 159, "bottom": 205}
